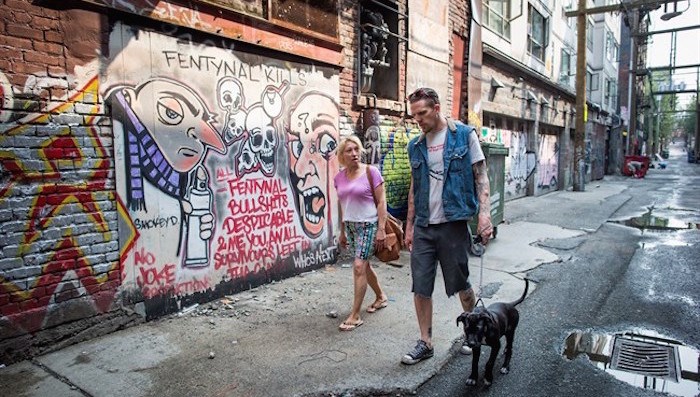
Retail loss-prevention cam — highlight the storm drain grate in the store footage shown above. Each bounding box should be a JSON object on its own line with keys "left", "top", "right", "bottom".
{"left": 610, "top": 336, "right": 679, "bottom": 382}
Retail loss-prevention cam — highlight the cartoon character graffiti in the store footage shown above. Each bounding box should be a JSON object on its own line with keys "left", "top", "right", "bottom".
{"left": 106, "top": 77, "right": 226, "bottom": 266}
{"left": 286, "top": 92, "right": 339, "bottom": 239}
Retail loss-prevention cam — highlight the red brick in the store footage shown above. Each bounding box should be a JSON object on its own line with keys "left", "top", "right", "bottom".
{"left": 4, "top": 0, "right": 37, "bottom": 13}
{"left": 24, "top": 50, "right": 62, "bottom": 66}
{"left": 32, "top": 16, "right": 60, "bottom": 30}
{"left": 0, "top": 59, "right": 10, "bottom": 70}
{"left": 6, "top": 23, "right": 44, "bottom": 41}
{"left": 0, "top": 47, "right": 22, "bottom": 61}
{"left": 12, "top": 11, "right": 33, "bottom": 25}
{"left": 44, "top": 30, "right": 63, "bottom": 43}
{"left": 0, "top": 35, "right": 32, "bottom": 50}
{"left": 33, "top": 41, "right": 64, "bottom": 55}
{"left": 0, "top": 302, "right": 19, "bottom": 315}
{"left": 9, "top": 60, "right": 44, "bottom": 75}
{"left": 48, "top": 65, "right": 67, "bottom": 76}
{"left": 7, "top": 71, "right": 31, "bottom": 87}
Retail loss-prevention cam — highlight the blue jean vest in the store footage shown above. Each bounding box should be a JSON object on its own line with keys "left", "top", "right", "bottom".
{"left": 408, "top": 120, "right": 479, "bottom": 227}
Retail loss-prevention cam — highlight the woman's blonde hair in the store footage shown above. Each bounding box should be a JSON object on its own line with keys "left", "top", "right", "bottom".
{"left": 337, "top": 135, "right": 365, "bottom": 167}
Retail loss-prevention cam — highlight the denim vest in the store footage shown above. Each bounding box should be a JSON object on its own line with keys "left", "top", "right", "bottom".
{"left": 408, "top": 120, "right": 479, "bottom": 227}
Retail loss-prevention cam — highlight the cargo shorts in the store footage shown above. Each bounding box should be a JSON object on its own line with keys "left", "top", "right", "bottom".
{"left": 410, "top": 220, "right": 472, "bottom": 297}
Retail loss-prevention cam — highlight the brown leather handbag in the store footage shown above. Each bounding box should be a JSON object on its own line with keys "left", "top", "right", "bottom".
{"left": 366, "top": 166, "right": 403, "bottom": 262}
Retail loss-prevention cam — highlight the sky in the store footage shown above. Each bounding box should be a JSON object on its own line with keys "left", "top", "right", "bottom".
{"left": 646, "top": 0, "right": 700, "bottom": 108}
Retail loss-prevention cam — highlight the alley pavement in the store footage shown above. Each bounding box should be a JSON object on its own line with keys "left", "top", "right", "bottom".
{"left": 2, "top": 170, "right": 639, "bottom": 397}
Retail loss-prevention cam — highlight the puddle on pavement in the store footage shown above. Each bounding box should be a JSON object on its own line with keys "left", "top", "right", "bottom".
{"left": 612, "top": 210, "right": 699, "bottom": 231}
{"left": 563, "top": 329, "right": 699, "bottom": 397}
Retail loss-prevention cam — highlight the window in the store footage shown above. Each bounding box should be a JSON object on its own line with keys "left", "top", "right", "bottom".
{"left": 483, "top": 0, "right": 511, "bottom": 38}
{"left": 605, "top": 78, "right": 617, "bottom": 108}
{"left": 586, "top": 71, "right": 599, "bottom": 96}
{"left": 605, "top": 31, "right": 618, "bottom": 62}
{"left": 270, "top": 0, "right": 339, "bottom": 40}
{"left": 528, "top": 5, "right": 548, "bottom": 62}
{"left": 560, "top": 49, "right": 571, "bottom": 83}
{"left": 358, "top": 0, "right": 403, "bottom": 101}
{"left": 586, "top": 20, "right": 594, "bottom": 50}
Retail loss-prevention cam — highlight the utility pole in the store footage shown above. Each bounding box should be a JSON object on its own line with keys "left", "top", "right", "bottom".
{"left": 628, "top": 9, "right": 639, "bottom": 155}
{"left": 573, "top": 0, "right": 586, "bottom": 191}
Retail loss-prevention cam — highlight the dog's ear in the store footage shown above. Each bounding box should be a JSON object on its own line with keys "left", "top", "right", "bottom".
{"left": 456, "top": 312, "right": 468, "bottom": 326}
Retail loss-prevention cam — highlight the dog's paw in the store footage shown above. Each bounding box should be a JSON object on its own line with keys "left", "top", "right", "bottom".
{"left": 483, "top": 379, "right": 492, "bottom": 387}
{"left": 465, "top": 378, "right": 477, "bottom": 386}
{"left": 500, "top": 366, "right": 510, "bottom": 374}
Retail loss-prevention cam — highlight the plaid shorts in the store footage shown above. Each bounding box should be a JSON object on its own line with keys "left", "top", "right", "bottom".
{"left": 344, "top": 221, "right": 378, "bottom": 260}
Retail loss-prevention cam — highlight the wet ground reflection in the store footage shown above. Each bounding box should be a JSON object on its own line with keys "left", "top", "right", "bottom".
{"left": 612, "top": 208, "right": 699, "bottom": 231}
{"left": 563, "top": 329, "right": 699, "bottom": 397}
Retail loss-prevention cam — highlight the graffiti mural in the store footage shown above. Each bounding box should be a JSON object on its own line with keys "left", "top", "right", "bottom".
{"left": 536, "top": 134, "right": 559, "bottom": 193}
{"left": 378, "top": 122, "right": 420, "bottom": 218}
{"left": 0, "top": 71, "right": 119, "bottom": 333}
{"left": 501, "top": 129, "right": 536, "bottom": 201}
{"left": 104, "top": 23, "right": 340, "bottom": 307}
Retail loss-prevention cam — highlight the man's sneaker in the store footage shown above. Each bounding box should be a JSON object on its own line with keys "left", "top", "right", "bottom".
{"left": 401, "top": 340, "right": 434, "bottom": 365}
{"left": 460, "top": 342, "right": 473, "bottom": 355}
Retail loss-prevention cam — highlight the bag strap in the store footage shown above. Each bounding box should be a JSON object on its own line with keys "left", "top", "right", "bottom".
{"left": 366, "top": 166, "right": 378, "bottom": 206}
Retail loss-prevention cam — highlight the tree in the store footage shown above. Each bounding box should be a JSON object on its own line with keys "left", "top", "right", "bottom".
{"left": 679, "top": 95, "right": 697, "bottom": 142}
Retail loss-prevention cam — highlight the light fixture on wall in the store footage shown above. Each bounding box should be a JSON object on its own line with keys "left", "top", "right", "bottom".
{"left": 661, "top": 0, "right": 689, "bottom": 20}
{"left": 526, "top": 90, "right": 538, "bottom": 103}
{"left": 489, "top": 77, "right": 506, "bottom": 101}
{"left": 491, "top": 77, "right": 505, "bottom": 89}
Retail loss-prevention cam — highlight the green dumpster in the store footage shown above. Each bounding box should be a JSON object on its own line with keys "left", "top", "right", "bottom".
{"left": 469, "top": 142, "right": 508, "bottom": 239}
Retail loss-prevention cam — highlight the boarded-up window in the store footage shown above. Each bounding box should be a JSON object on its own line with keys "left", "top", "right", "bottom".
{"left": 271, "top": 0, "right": 339, "bottom": 39}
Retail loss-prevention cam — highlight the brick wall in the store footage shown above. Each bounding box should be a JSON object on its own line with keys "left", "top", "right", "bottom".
{"left": 0, "top": 1, "right": 141, "bottom": 364}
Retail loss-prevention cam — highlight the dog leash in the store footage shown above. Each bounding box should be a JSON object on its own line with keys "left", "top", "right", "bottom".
{"left": 472, "top": 234, "right": 486, "bottom": 308}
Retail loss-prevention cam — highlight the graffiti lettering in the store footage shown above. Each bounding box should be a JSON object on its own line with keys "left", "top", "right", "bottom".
{"left": 134, "top": 247, "right": 156, "bottom": 266}
{"left": 292, "top": 244, "right": 337, "bottom": 269}
{"left": 174, "top": 277, "right": 210, "bottom": 295}
{"left": 134, "top": 216, "right": 179, "bottom": 230}
{"left": 222, "top": 210, "right": 293, "bottom": 235}
{"left": 161, "top": 51, "right": 306, "bottom": 86}
{"left": 137, "top": 263, "right": 176, "bottom": 288}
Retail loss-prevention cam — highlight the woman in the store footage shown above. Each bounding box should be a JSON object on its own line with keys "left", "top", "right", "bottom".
{"left": 334, "top": 135, "right": 389, "bottom": 331}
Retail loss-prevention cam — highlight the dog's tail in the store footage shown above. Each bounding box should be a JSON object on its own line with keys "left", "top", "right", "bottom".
{"left": 510, "top": 278, "right": 529, "bottom": 307}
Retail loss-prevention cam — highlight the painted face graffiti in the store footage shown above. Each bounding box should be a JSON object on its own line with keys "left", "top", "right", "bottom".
{"left": 287, "top": 92, "right": 339, "bottom": 238}
{"left": 107, "top": 77, "right": 226, "bottom": 210}
{"left": 127, "top": 78, "right": 225, "bottom": 172}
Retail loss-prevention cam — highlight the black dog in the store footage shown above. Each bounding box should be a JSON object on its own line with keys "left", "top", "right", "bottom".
{"left": 456, "top": 278, "right": 529, "bottom": 386}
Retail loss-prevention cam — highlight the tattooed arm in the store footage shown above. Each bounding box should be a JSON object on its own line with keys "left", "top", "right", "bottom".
{"left": 404, "top": 178, "right": 415, "bottom": 251}
{"left": 472, "top": 160, "right": 493, "bottom": 244}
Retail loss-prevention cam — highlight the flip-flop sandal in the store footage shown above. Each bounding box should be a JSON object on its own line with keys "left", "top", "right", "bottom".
{"left": 366, "top": 299, "right": 388, "bottom": 313}
{"left": 339, "top": 320, "right": 364, "bottom": 331}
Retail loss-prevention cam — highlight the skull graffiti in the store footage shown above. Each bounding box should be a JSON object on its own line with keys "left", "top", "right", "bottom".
{"left": 237, "top": 138, "right": 257, "bottom": 174}
{"left": 217, "top": 77, "right": 246, "bottom": 144}
{"left": 244, "top": 105, "right": 277, "bottom": 176}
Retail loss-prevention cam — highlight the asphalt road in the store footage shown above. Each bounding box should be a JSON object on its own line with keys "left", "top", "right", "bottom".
{"left": 413, "top": 143, "right": 700, "bottom": 397}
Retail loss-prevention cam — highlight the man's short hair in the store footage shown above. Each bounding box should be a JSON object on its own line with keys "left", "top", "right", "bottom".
{"left": 408, "top": 87, "right": 440, "bottom": 107}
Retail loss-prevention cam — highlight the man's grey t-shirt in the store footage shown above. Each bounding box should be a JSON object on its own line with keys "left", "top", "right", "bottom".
{"left": 426, "top": 128, "right": 485, "bottom": 224}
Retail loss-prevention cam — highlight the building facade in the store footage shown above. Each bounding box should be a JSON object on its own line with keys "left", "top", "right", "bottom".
{"left": 479, "top": 0, "right": 621, "bottom": 201}
{"left": 0, "top": 0, "right": 474, "bottom": 362}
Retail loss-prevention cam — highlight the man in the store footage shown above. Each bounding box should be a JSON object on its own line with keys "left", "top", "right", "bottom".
{"left": 401, "top": 87, "right": 492, "bottom": 365}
